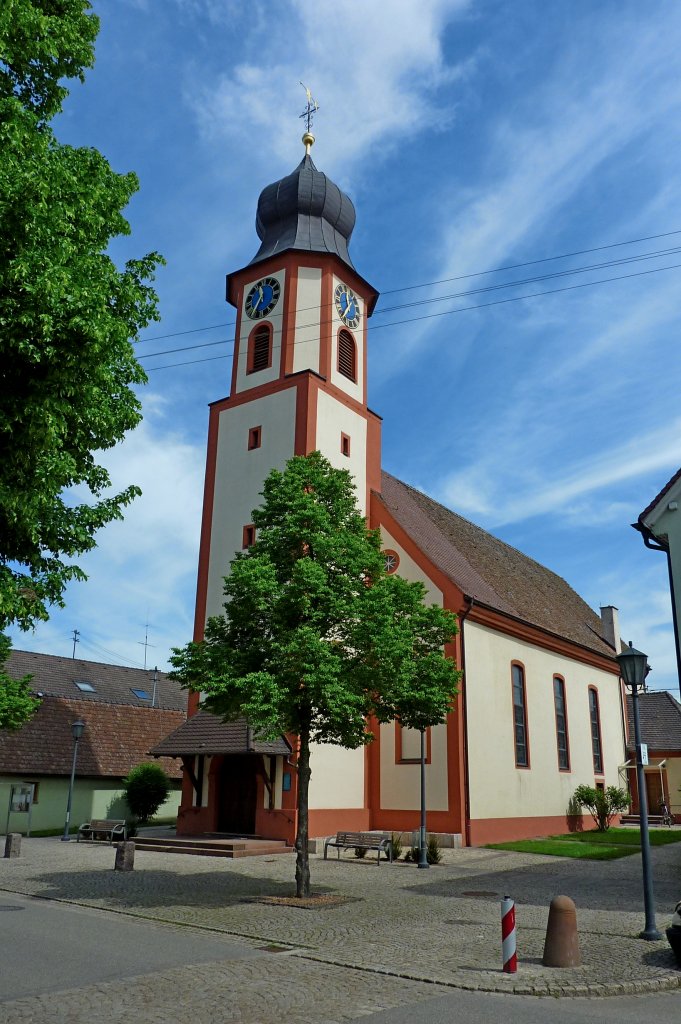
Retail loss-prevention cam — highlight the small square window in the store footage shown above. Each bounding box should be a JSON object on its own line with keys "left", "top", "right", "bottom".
{"left": 74, "top": 681, "right": 96, "bottom": 693}
{"left": 341, "top": 433, "right": 351, "bottom": 457}
{"left": 131, "top": 688, "right": 150, "bottom": 700}
{"left": 248, "top": 426, "right": 262, "bottom": 450}
{"left": 243, "top": 524, "right": 255, "bottom": 548}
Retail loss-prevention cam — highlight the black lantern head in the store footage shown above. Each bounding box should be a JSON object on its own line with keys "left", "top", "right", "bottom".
{"left": 616, "top": 645, "right": 648, "bottom": 689}
{"left": 71, "top": 719, "right": 85, "bottom": 741}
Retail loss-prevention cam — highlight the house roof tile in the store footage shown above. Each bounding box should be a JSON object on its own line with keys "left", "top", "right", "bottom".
{"left": 625, "top": 691, "right": 681, "bottom": 752}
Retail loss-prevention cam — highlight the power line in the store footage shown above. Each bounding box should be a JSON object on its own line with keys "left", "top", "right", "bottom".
{"left": 78, "top": 634, "right": 145, "bottom": 669}
{"left": 145, "top": 259, "right": 681, "bottom": 373}
{"left": 136, "top": 227, "right": 681, "bottom": 346}
{"left": 138, "top": 244, "right": 681, "bottom": 363}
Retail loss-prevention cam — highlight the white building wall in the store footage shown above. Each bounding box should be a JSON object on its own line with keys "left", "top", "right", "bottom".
{"left": 465, "top": 621, "right": 626, "bottom": 821}
{"left": 292, "top": 267, "right": 322, "bottom": 373}
{"left": 330, "top": 274, "right": 364, "bottom": 401}
{"left": 235, "top": 268, "right": 286, "bottom": 393}
{"left": 308, "top": 744, "right": 365, "bottom": 809}
{"left": 315, "top": 391, "right": 368, "bottom": 513}
{"left": 206, "top": 388, "right": 296, "bottom": 620}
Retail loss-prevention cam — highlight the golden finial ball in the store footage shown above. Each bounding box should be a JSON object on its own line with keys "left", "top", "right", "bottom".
{"left": 302, "top": 131, "right": 315, "bottom": 152}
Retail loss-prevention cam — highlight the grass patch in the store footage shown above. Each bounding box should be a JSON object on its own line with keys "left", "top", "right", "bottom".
{"left": 487, "top": 838, "right": 634, "bottom": 860}
{"left": 487, "top": 826, "right": 681, "bottom": 859}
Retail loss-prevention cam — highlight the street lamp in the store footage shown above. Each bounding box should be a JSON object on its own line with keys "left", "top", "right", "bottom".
{"left": 61, "top": 719, "right": 85, "bottom": 842}
{"left": 418, "top": 728, "right": 429, "bottom": 869}
{"left": 616, "top": 645, "right": 661, "bottom": 941}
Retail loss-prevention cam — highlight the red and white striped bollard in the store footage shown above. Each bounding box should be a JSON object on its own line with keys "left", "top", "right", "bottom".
{"left": 501, "top": 895, "right": 517, "bottom": 973}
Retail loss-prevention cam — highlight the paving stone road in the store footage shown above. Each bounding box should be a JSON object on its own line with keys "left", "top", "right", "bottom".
{"left": 0, "top": 833, "right": 680, "bottom": 1021}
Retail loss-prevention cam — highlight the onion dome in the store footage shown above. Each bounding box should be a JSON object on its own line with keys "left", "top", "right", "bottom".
{"left": 250, "top": 154, "right": 356, "bottom": 269}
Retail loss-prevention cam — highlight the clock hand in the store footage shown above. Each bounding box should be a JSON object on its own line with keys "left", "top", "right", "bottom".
{"left": 256, "top": 285, "right": 264, "bottom": 309}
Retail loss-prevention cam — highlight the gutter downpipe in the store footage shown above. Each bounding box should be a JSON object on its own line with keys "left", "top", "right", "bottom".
{"left": 634, "top": 522, "right": 681, "bottom": 702}
{"left": 460, "top": 595, "right": 475, "bottom": 847}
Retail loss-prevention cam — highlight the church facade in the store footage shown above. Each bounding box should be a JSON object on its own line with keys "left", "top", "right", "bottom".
{"left": 155, "top": 141, "right": 627, "bottom": 846}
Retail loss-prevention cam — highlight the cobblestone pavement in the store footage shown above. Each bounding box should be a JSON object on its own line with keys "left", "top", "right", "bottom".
{"left": 0, "top": 835, "right": 680, "bottom": 1019}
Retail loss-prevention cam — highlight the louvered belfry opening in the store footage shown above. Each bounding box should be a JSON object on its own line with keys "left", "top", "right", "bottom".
{"left": 250, "top": 326, "right": 271, "bottom": 372}
{"left": 338, "top": 329, "right": 356, "bottom": 381}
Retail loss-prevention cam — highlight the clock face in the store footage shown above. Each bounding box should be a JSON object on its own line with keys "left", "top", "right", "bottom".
{"left": 245, "top": 277, "right": 281, "bottom": 320}
{"left": 334, "top": 284, "right": 361, "bottom": 329}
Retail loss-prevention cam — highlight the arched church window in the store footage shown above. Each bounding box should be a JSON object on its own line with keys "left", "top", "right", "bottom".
{"left": 337, "top": 329, "right": 357, "bottom": 382}
{"left": 247, "top": 324, "right": 272, "bottom": 374}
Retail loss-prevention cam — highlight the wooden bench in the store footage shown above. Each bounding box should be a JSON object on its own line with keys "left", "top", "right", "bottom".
{"left": 77, "top": 819, "right": 127, "bottom": 845}
{"left": 323, "top": 831, "right": 392, "bottom": 864}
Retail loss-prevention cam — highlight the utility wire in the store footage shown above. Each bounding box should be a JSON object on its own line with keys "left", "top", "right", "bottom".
{"left": 138, "top": 244, "right": 681, "bottom": 363}
{"left": 78, "top": 634, "right": 145, "bottom": 670}
{"left": 146, "top": 259, "right": 681, "bottom": 372}
{"left": 136, "top": 227, "right": 681, "bottom": 346}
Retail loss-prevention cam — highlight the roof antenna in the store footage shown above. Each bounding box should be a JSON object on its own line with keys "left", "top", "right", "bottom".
{"left": 299, "top": 82, "right": 319, "bottom": 155}
{"left": 71, "top": 629, "right": 80, "bottom": 659}
{"left": 137, "top": 622, "right": 155, "bottom": 671}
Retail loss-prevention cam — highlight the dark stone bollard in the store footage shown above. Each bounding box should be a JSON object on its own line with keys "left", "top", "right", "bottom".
{"left": 542, "top": 895, "right": 581, "bottom": 967}
{"left": 114, "top": 840, "right": 135, "bottom": 871}
{"left": 4, "top": 833, "right": 21, "bottom": 858}
{"left": 667, "top": 926, "right": 681, "bottom": 966}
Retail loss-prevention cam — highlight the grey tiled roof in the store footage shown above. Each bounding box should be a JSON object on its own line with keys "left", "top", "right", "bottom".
{"left": 638, "top": 466, "right": 681, "bottom": 524}
{"left": 251, "top": 155, "right": 356, "bottom": 269}
{"left": 6, "top": 649, "right": 186, "bottom": 711}
{"left": 150, "top": 711, "right": 291, "bottom": 757}
{"left": 375, "top": 472, "right": 616, "bottom": 660}
{"left": 626, "top": 691, "right": 681, "bottom": 752}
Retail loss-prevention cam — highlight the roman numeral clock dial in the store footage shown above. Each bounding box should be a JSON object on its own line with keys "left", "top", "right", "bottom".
{"left": 245, "top": 277, "right": 281, "bottom": 319}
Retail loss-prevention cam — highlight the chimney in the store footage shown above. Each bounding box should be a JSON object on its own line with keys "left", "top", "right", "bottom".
{"left": 600, "top": 605, "right": 621, "bottom": 654}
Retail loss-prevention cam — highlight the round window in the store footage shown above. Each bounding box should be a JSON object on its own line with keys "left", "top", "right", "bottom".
{"left": 383, "top": 549, "right": 400, "bottom": 574}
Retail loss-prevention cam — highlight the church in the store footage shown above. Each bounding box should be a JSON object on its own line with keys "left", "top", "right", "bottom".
{"left": 153, "top": 130, "right": 627, "bottom": 847}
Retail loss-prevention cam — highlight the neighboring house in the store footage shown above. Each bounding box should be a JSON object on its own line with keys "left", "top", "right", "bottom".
{"left": 1, "top": 650, "right": 185, "bottom": 833}
{"left": 634, "top": 467, "right": 681, "bottom": 700}
{"left": 158, "top": 140, "right": 627, "bottom": 847}
{"left": 624, "top": 690, "right": 681, "bottom": 823}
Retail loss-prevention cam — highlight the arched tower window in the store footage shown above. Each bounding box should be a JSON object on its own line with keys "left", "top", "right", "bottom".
{"left": 337, "top": 329, "right": 357, "bottom": 382}
{"left": 247, "top": 324, "right": 272, "bottom": 374}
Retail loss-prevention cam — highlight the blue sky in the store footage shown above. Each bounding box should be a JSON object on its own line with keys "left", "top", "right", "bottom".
{"left": 11, "top": 0, "right": 681, "bottom": 694}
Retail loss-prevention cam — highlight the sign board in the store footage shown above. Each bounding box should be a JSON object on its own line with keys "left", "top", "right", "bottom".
{"left": 5, "top": 782, "right": 35, "bottom": 837}
{"left": 639, "top": 743, "right": 649, "bottom": 766}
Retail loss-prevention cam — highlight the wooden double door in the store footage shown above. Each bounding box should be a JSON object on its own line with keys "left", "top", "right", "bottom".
{"left": 217, "top": 755, "right": 258, "bottom": 835}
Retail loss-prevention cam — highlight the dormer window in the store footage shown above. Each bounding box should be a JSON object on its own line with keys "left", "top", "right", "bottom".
{"left": 247, "top": 324, "right": 272, "bottom": 374}
{"left": 338, "top": 330, "right": 356, "bottom": 382}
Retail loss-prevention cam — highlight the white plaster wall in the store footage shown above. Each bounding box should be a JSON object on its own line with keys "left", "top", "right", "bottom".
{"left": 235, "top": 269, "right": 286, "bottom": 393}
{"left": 650, "top": 501, "right": 681, "bottom": 630}
{"left": 666, "top": 757, "right": 681, "bottom": 816}
{"left": 315, "top": 390, "right": 367, "bottom": 513}
{"left": 378, "top": 526, "right": 443, "bottom": 604}
{"left": 379, "top": 722, "right": 449, "bottom": 811}
{"left": 465, "top": 621, "right": 626, "bottom": 820}
{"left": 293, "top": 267, "right": 321, "bottom": 373}
{"left": 330, "top": 274, "right": 364, "bottom": 401}
{"left": 308, "top": 743, "right": 365, "bottom": 808}
{"left": 374, "top": 525, "right": 448, "bottom": 811}
{"left": 206, "top": 388, "right": 296, "bottom": 621}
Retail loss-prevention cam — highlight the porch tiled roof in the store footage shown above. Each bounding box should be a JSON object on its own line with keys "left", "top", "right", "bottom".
{"left": 150, "top": 711, "right": 291, "bottom": 757}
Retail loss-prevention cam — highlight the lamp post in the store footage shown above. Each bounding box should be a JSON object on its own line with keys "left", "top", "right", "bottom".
{"left": 418, "top": 728, "right": 429, "bottom": 869}
{"left": 616, "top": 645, "right": 661, "bottom": 940}
{"left": 61, "top": 719, "right": 85, "bottom": 842}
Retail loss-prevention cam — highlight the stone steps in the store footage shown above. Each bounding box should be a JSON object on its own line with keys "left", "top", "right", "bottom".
{"left": 132, "top": 836, "right": 292, "bottom": 859}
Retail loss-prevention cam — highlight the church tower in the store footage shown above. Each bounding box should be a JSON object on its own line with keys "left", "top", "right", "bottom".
{"left": 193, "top": 136, "right": 381, "bottom": 672}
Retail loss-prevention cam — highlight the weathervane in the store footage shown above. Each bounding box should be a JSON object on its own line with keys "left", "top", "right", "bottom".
{"left": 299, "top": 82, "right": 319, "bottom": 154}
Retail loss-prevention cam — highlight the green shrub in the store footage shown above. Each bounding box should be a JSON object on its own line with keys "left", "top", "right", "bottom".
{"left": 123, "top": 762, "right": 171, "bottom": 825}
{"left": 389, "top": 832, "right": 403, "bottom": 861}
{"left": 573, "top": 784, "right": 629, "bottom": 832}
{"left": 404, "top": 836, "right": 442, "bottom": 864}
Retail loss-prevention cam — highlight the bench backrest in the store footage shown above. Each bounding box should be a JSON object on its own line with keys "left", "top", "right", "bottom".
{"left": 336, "top": 831, "right": 385, "bottom": 848}
{"left": 89, "top": 819, "right": 125, "bottom": 829}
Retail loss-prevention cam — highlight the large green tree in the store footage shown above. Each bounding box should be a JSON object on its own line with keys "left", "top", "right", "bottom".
{"left": 0, "top": 3, "right": 162, "bottom": 724}
{"left": 171, "top": 452, "right": 460, "bottom": 897}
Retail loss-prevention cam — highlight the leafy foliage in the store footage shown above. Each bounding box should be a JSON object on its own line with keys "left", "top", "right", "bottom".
{"left": 389, "top": 832, "right": 403, "bottom": 861}
{"left": 123, "top": 762, "right": 171, "bottom": 825}
{"left": 0, "top": 634, "right": 39, "bottom": 729}
{"left": 0, "top": 1, "right": 163, "bottom": 641}
{"left": 573, "top": 784, "right": 629, "bottom": 832}
{"left": 405, "top": 836, "right": 442, "bottom": 864}
{"left": 171, "top": 452, "right": 460, "bottom": 896}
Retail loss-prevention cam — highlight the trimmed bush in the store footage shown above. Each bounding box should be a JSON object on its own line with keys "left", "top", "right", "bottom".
{"left": 123, "top": 762, "right": 171, "bottom": 825}
{"left": 573, "top": 784, "right": 629, "bottom": 832}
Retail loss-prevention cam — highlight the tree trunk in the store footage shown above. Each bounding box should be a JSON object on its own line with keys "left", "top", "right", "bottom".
{"left": 295, "top": 723, "right": 311, "bottom": 898}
